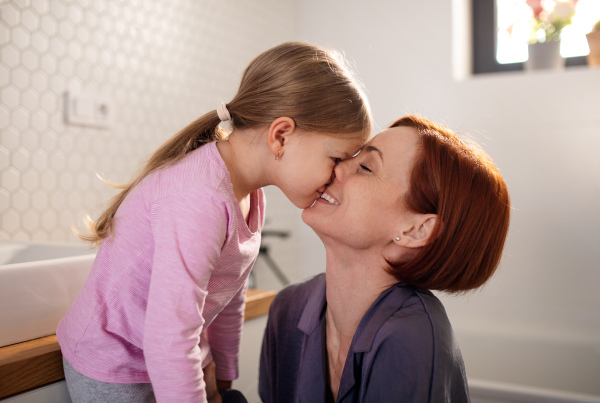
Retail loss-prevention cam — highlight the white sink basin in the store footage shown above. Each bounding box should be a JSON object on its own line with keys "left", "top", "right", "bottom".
{"left": 0, "top": 242, "right": 96, "bottom": 348}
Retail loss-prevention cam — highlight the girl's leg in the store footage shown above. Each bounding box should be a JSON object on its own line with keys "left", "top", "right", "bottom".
{"left": 63, "top": 356, "right": 156, "bottom": 403}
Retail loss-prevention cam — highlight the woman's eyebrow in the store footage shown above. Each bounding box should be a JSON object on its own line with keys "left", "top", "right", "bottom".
{"left": 365, "top": 145, "right": 383, "bottom": 161}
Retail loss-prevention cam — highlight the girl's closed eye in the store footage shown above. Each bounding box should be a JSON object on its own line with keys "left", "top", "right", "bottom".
{"left": 332, "top": 157, "right": 343, "bottom": 164}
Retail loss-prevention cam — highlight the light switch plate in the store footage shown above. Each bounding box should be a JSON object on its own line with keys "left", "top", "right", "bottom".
{"left": 64, "top": 90, "right": 112, "bottom": 129}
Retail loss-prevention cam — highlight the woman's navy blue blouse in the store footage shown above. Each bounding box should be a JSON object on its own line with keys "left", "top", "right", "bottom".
{"left": 259, "top": 273, "right": 470, "bottom": 402}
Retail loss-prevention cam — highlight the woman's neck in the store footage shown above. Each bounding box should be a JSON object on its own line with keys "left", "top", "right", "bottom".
{"left": 324, "top": 245, "right": 397, "bottom": 398}
{"left": 325, "top": 247, "right": 396, "bottom": 341}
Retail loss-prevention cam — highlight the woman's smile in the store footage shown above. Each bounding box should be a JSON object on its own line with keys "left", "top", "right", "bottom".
{"left": 319, "top": 190, "right": 340, "bottom": 205}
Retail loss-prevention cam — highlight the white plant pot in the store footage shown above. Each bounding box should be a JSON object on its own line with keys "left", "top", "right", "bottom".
{"left": 525, "top": 41, "right": 564, "bottom": 71}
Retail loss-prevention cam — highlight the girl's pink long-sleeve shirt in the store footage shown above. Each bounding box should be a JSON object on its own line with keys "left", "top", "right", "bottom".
{"left": 56, "top": 142, "right": 265, "bottom": 402}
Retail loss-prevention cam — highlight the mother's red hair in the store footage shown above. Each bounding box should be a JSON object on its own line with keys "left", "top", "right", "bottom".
{"left": 387, "top": 116, "right": 510, "bottom": 293}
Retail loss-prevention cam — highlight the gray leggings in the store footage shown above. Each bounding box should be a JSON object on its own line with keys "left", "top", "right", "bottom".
{"left": 63, "top": 357, "right": 156, "bottom": 403}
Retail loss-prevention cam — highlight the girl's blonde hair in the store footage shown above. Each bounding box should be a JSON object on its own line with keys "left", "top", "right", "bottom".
{"left": 79, "top": 41, "right": 372, "bottom": 246}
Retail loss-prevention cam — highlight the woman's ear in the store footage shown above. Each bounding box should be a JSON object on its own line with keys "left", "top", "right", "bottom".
{"left": 396, "top": 214, "right": 438, "bottom": 249}
{"left": 267, "top": 117, "right": 296, "bottom": 158}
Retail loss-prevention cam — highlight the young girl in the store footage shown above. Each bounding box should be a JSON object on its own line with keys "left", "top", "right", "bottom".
{"left": 56, "top": 42, "right": 372, "bottom": 403}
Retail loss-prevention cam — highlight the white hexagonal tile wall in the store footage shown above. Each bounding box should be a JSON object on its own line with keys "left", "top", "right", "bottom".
{"left": 0, "top": 106, "right": 8, "bottom": 130}
{"left": 40, "top": 171, "right": 56, "bottom": 192}
{"left": 0, "top": 23, "right": 9, "bottom": 46}
{"left": 2, "top": 210, "right": 20, "bottom": 233}
{"left": 31, "top": 32, "right": 48, "bottom": 54}
{"left": 2, "top": 168, "right": 20, "bottom": 191}
{"left": 12, "top": 190, "right": 30, "bottom": 212}
{"left": 1, "top": 0, "right": 296, "bottom": 242}
{"left": 21, "top": 169, "right": 39, "bottom": 191}
{"left": 31, "top": 189, "right": 48, "bottom": 211}
{"left": 2, "top": 86, "right": 20, "bottom": 108}
{"left": 22, "top": 210, "right": 39, "bottom": 232}
{"left": 0, "top": 64, "right": 9, "bottom": 87}
{"left": 31, "top": 148, "right": 47, "bottom": 171}
{"left": 0, "top": 190, "right": 8, "bottom": 214}
{"left": 21, "top": 10, "right": 39, "bottom": 32}
{"left": 11, "top": 26, "right": 30, "bottom": 49}
{"left": 2, "top": 4, "right": 21, "bottom": 27}
{"left": 11, "top": 148, "right": 29, "bottom": 170}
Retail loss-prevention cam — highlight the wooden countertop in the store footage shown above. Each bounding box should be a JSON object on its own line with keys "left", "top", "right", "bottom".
{"left": 0, "top": 288, "right": 276, "bottom": 399}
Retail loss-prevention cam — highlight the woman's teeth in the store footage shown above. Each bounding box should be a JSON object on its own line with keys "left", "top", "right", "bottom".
{"left": 320, "top": 193, "right": 339, "bottom": 205}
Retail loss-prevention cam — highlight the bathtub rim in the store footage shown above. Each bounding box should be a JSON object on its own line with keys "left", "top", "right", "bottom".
{"left": 469, "top": 378, "right": 600, "bottom": 403}
{"left": 0, "top": 241, "right": 96, "bottom": 266}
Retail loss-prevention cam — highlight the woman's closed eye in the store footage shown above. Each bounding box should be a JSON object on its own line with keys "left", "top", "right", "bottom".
{"left": 359, "top": 163, "right": 372, "bottom": 172}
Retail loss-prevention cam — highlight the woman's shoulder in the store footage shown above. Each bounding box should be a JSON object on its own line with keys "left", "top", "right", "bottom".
{"left": 379, "top": 287, "right": 453, "bottom": 344}
{"left": 366, "top": 286, "right": 463, "bottom": 371}
{"left": 364, "top": 287, "right": 469, "bottom": 401}
{"left": 380, "top": 287, "right": 467, "bottom": 374}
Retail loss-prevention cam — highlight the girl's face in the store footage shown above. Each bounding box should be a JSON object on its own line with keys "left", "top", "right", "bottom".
{"left": 301, "top": 127, "right": 419, "bottom": 249}
{"left": 276, "top": 132, "right": 366, "bottom": 209}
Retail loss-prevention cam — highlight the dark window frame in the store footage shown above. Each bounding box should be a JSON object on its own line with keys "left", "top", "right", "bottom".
{"left": 472, "top": 0, "right": 587, "bottom": 74}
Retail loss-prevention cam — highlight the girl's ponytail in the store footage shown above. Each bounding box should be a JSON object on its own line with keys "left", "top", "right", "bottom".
{"left": 77, "top": 111, "right": 224, "bottom": 246}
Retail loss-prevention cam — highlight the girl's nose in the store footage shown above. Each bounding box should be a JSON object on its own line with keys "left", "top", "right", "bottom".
{"left": 318, "top": 170, "right": 336, "bottom": 193}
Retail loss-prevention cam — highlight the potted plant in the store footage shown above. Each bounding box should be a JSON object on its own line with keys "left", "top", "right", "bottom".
{"left": 525, "top": 0, "right": 577, "bottom": 70}
{"left": 586, "top": 19, "right": 600, "bottom": 66}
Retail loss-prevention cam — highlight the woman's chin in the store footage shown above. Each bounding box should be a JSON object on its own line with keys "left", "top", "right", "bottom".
{"left": 301, "top": 202, "right": 330, "bottom": 228}
{"left": 300, "top": 205, "right": 317, "bottom": 225}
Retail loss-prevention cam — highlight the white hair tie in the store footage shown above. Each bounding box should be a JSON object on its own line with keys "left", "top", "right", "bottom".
{"left": 217, "top": 102, "right": 232, "bottom": 122}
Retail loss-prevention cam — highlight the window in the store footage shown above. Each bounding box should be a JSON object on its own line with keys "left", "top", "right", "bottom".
{"left": 473, "top": 0, "right": 599, "bottom": 74}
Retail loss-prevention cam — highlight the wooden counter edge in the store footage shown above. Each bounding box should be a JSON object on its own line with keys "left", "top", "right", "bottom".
{"left": 244, "top": 288, "right": 276, "bottom": 321}
{"left": 0, "top": 288, "right": 277, "bottom": 399}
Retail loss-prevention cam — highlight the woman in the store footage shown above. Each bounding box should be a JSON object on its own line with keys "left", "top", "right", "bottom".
{"left": 258, "top": 115, "right": 510, "bottom": 402}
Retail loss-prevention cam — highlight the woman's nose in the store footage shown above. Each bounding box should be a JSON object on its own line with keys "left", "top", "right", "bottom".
{"left": 332, "top": 158, "right": 351, "bottom": 183}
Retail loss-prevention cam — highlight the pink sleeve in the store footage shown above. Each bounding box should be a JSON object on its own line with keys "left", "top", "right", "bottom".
{"left": 144, "top": 189, "right": 227, "bottom": 403}
{"left": 205, "top": 278, "right": 248, "bottom": 380}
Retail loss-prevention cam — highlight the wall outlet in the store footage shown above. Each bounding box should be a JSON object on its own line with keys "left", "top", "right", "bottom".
{"left": 64, "top": 91, "right": 112, "bottom": 129}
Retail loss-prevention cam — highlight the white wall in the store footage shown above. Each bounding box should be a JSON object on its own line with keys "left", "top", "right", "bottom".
{"left": 295, "top": 0, "right": 600, "bottom": 348}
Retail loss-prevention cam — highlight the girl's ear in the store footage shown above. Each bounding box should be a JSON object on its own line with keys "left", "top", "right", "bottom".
{"left": 267, "top": 117, "right": 296, "bottom": 158}
{"left": 396, "top": 214, "right": 438, "bottom": 249}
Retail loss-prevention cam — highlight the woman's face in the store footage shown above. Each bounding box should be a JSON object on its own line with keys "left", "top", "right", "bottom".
{"left": 301, "top": 126, "right": 420, "bottom": 249}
